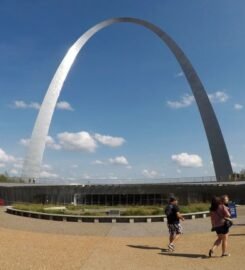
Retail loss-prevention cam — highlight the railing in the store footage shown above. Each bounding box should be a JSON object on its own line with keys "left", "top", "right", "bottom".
{"left": 35, "top": 176, "right": 217, "bottom": 185}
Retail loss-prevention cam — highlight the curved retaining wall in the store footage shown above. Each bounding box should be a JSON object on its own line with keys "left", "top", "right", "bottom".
{"left": 6, "top": 206, "right": 210, "bottom": 223}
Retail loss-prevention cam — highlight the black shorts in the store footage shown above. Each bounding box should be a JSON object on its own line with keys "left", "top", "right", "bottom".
{"left": 214, "top": 225, "right": 229, "bottom": 235}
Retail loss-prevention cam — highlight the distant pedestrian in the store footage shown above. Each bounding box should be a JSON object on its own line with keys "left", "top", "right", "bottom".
{"left": 164, "top": 196, "right": 184, "bottom": 251}
{"left": 209, "top": 196, "right": 231, "bottom": 257}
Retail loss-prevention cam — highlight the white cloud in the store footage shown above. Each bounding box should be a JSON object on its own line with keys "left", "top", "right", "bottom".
{"left": 142, "top": 169, "right": 158, "bottom": 178}
{"left": 234, "top": 104, "right": 243, "bottom": 110}
{"left": 0, "top": 148, "right": 15, "bottom": 163}
{"left": 57, "top": 131, "right": 97, "bottom": 152}
{"left": 230, "top": 156, "right": 244, "bottom": 170}
{"left": 12, "top": 100, "right": 40, "bottom": 110}
{"left": 231, "top": 162, "right": 245, "bottom": 172}
{"left": 109, "top": 156, "right": 129, "bottom": 166}
{"left": 40, "top": 170, "right": 58, "bottom": 178}
{"left": 171, "top": 153, "right": 203, "bottom": 168}
{"left": 92, "top": 160, "right": 105, "bottom": 165}
{"left": 0, "top": 163, "right": 6, "bottom": 168}
{"left": 175, "top": 71, "right": 184, "bottom": 77}
{"left": 12, "top": 100, "right": 73, "bottom": 111}
{"left": 208, "top": 91, "right": 229, "bottom": 103}
{"left": 29, "top": 102, "right": 41, "bottom": 110}
{"left": 167, "top": 91, "right": 229, "bottom": 109}
{"left": 46, "top": 136, "right": 61, "bottom": 150}
{"left": 19, "top": 138, "right": 29, "bottom": 146}
{"left": 20, "top": 136, "right": 61, "bottom": 150}
{"left": 94, "top": 133, "right": 125, "bottom": 147}
{"left": 12, "top": 100, "right": 29, "bottom": 109}
{"left": 167, "top": 94, "right": 195, "bottom": 109}
{"left": 20, "top": 131, "right": 125, "bottom": 153}
{"left": 231, "top": 162, "right": 238, "bottom": 168}
{"left": 42, "top": 164, "right": 52, "bottom": 170}
{"left": 56, "top": 101, "right": 74, "bottom": 111}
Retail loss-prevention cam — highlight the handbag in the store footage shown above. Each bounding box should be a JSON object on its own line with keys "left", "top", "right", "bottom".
{"left": 224, "top": 218, "right": 233, "bottom": 228}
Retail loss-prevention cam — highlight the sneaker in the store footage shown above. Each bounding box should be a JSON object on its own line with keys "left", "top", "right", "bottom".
{"left": 221, "top": 253, "right": 230, "bottom": 257}
{"left": 168, "top": 243, "right": 175, "bottom": 252}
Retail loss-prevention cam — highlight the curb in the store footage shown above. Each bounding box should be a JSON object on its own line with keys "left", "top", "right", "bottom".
{"left": 5, "top": 206, "right": 210, "bottom": 223}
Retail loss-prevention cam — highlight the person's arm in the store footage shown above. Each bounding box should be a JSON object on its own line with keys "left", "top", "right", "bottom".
{"left": 210, "top": 212, "right": 215, "bottom": 227}
{"left": 177, "top": 212, "right": 185, "bottom": 221}
{"left": 223, "top": 205, "right": 231, "bottom": 218}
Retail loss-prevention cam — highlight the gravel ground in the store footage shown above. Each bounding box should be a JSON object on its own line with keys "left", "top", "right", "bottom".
{"left": 0, "top": 206, "right": 244, "bottom": 269}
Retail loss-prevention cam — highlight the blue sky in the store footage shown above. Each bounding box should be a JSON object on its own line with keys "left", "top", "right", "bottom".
{"left": 0, "top": 0, "right": 244, "bottom": 182}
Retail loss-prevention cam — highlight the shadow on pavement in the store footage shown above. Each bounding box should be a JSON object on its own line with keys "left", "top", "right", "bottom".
{"left": 159, "top": 252, "right": 207, "bottom": 259}
{"left": 127, "top": 245, "right": 164, "bottom": 251}
{"left": 127, "top": 245, "right": 208, "bottom": 258}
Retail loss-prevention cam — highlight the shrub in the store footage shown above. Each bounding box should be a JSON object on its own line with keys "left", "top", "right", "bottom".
{"left": 13, "top": 203, "right": 45, "bottom": 213}
{"left": 121, "top": 207, "right": 162, "bottom": 216}
{"left": 179, "top": 203, "right": 209, "bottom": 213}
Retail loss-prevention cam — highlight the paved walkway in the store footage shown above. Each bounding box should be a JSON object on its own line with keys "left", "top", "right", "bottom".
{"left": 0, "top": 206, "right": 245, "bottom": 269}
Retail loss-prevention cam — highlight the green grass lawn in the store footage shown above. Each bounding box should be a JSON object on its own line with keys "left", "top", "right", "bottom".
{"left": 12, "top": 203, "right": 210, "bottom": 216}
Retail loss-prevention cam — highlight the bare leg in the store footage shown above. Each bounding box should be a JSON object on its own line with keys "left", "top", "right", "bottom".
{"left": 222, "top": 234, "right": 228, "bottom": 255}
{"left": 169, "top": 234, "right": 174, "bottom": 245}
{"left": 169, "top": 233, "right": 181, "bottom": 245}
{"left": 211, "top": 234, "right": 222, "bottom": 252}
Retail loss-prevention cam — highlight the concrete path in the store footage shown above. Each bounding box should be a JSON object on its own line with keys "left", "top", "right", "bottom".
{"left": 2, "top": 207, "right": 245, "bottom": 237}
{"left": 0, "top": 206, "right": 245, "bottom": 269}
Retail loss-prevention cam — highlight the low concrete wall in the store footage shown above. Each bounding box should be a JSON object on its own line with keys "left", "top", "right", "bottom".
{"left": 6, "top": 206, "right": 210, "bottom": 223}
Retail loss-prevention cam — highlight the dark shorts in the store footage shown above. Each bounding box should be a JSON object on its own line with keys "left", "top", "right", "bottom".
{"left": 214, "top": 225, "right": 229, "bottom": 235}
{"left": 167, "top": 223, "right": 183, "bottom": 235}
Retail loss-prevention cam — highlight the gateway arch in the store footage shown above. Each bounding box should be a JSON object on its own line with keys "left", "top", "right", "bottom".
{"left": 22, "top": 17, "right": 233, "bottom": 181}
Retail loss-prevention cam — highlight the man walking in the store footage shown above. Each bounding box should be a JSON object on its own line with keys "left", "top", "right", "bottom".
{"left": 164, "top": 196, "right": 184, "bottom": 251}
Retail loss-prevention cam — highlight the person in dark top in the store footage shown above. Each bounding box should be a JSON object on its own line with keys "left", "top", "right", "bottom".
{"left": 164, "top": 196, "right": 184, "bottom": 251}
